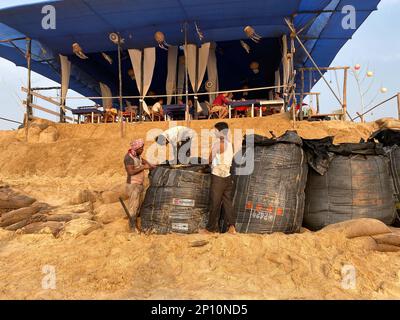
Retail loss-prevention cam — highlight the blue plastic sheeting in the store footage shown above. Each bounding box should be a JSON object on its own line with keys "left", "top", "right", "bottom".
{"left": 0, "top": 0, "right": 380, "bottom": 102}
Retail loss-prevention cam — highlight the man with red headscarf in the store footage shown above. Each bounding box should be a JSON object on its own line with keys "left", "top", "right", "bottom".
{"left": 124, "top": 139, "right": 155, "bottom": 232}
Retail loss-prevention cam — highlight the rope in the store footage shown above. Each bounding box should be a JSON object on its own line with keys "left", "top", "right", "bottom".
{"left": 0, "top": 116, "right": 23, "bottom": 125}
{"left": 352, "top": 94, "right": 399, "bottom": 120}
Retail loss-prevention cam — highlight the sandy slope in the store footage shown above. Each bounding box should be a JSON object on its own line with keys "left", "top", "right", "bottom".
{"left": 1, "top": 115, "right": 399, "bottom": 300}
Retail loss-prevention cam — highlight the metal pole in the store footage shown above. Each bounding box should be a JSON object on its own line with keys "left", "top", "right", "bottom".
{"left": 118, "top": 35, "right": 124, "bottom": 136}
{"left": 284, "top": 18, "right": 353, "bottom": 121}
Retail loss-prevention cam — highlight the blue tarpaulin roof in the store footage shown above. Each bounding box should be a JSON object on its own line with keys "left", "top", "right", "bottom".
{"left": 0, "top": 0, "right": 380, "bottom": 101}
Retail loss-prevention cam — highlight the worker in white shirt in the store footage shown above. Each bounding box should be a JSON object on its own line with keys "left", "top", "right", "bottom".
{"left": 155, "top": 125, "right": 195, "bottom": 165}
{"left": 201, "top": 122, "right": 236, "bottom": 234}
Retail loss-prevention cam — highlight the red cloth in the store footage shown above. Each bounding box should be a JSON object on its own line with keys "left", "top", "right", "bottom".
{"left": 212, "top": 94, "right": 229, "bottom": 106}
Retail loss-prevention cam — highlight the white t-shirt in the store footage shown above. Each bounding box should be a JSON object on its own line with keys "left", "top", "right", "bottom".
{"left": 161, "top": 126, "right": 195, "bottom": 145}
{"left": 211, "top": 139, "right": 234, "bottom": 178}
{"left": 152, "top": 102, "right": 162, "bottom": 113}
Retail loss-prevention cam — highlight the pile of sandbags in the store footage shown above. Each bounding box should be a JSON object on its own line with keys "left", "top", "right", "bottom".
{"left": 321, "top": 218, "right": 400, "bottom": 252}
{"left": 0, "top": 185, "right": 101, "bottom": 237}
{"left": 16, "top": 118, "right": 59, "bottom": 143}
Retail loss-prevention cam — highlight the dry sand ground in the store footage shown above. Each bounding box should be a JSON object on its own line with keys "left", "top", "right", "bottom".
{"left": 1, "top": 114, "right": 400, "bottom": 300}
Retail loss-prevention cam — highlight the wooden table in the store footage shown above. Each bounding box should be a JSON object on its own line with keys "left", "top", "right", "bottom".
{"left": 228, "top": 100, "right": 284, "bottom": 118}
{"left": 71, "top": 108, "right": 104, "bottom": 123}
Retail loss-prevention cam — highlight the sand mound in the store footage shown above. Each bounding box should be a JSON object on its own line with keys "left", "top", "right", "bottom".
{"left": 0, "top": 117, "right": 399, "bottom": 300}
{"left": 0, "top": 218, "right": 399, "bottom": 299}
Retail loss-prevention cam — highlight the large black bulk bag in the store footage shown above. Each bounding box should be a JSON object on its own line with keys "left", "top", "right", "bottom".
{"left": 232, "top": 131, "right": 308, "bottom": 234}
{"left": 140, "top": 165, "right": 211, "bottom": 234}
{"left": 371, "top": 129, "right": 400, "bottom": 201}
{"left": 303, "top": 140, "right": 396, "bottom": 230}
{"left": 371, "top": 128, "right": 400, "bottom": 226}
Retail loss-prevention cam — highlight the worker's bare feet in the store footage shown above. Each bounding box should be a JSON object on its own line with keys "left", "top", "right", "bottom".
{"left": 227, "top": 225, "right": 237, "bottom": 234}
{"left": 198, "top": 228, "right": 213, "bottom": 234}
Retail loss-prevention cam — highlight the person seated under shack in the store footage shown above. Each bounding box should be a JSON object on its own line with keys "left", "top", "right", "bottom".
{"left": 104, "top": 106, "right": 118, "bottom": 123}
{"left": 211, "top": 92, "right": 231, "bottom": 119}
{"left": 151, "top": 98, "right": 164, "bottom": 119}
{"left": 273, "top": 92, "right": 285, "bottom": 114}
{"left": 155, "top": 126, "right": 195, "bottom": 165}
{"left": 234, "top": 85, "right": 251, "bottom": 118}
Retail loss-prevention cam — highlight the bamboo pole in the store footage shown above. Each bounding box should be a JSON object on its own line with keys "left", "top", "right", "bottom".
{"left": 184, "top": 22, "right": 189, "bottom": 125}
{"left": 139, "top": 49, "right": 144, "bottom": 122}
{"left": 342, "top": 67, "right": 348, "bottom": 121}
{"left": 285, "top": 19, "right": 353, "bottom": 121}
{"left": 299, "top": 66, "right": 350, "bottom": 71}
{"left": 397, "top": 93, "right": 400, "bottom": 120}
{"left": 117, "top": 35, "right": 124, "bottom": 137}
{"left": 194, "top": 45, "right": 199, "bottom": 120}
{"left": 300, "top": 69, "right": 304, "bottom": 109}
{"left": 26, "top": 38, "right": 33, "bottom": 122}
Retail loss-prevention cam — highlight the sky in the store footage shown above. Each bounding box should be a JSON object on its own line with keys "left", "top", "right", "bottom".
{"left": 0, "top": 0, "right": 399, "bottom": 130}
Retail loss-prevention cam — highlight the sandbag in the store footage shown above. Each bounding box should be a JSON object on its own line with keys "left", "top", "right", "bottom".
{"left": 304, "top": 152, "right": 396, "bottom": 230}
{"left": 232, "top": 131, "right": 308, "bottom": 234}
{"left": 140, "top": 165, "right": 211, "bottom": 234}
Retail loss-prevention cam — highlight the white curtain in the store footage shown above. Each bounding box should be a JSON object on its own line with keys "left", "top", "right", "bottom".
{"left": 60, "top": 54, "right": 71, "bottom": 108}
{"left": 166, "top": 46, "right": 178, "bottom": 104}
{"left": 99, "top": 82, "right": 112, "bottom": 109}
{"left": 185, "top": 42, "right": 210, "bottom": 113}
{"left": 185, "top": 42, "right": 210, "bottom": 92}
{"left": 129, "top": 49, "right": 142, "bottom": 95}
{"left": 128, "top": 47, "right": 156, "bottom": 112}
{"left": 207, "top": 42, "right": 219, "bottom": 103}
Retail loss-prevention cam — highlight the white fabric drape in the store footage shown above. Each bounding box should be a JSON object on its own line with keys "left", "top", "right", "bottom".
{"left": 166, "top": 46, "right": 178, "bottom": 104}
{"left": 60, "top": 54, "right": 71, "bottom": 107}
{"left": 143, "top": 47, "right": 156, "bottom": 97}
{"left": 128, "top": 49, "right": 142, "bottom": 95}
{"left": 128, "top": 47, "right": 156, "bottom": 97}
{"left": 207, "top": 42, "right": 219, "bottom": 103}
{"left": 185, "top": 44, "right": 197, "bottom": 92}
{"left": 185, "top": 43, "right": 210, "bottom": 114}
{"left": 99, "top": 82, "right": 112, "bottom": 109}
{"left": 185, "top": 42, "right": 210, "bottom": 92}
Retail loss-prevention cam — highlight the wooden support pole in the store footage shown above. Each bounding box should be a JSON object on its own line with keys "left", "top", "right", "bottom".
{"left": 25, "top": 38, "right": 33, "bottom": 123}
{"left": 342, "top": 67, "right": 348, "bottom": 121}
{"left": 397, "top": 93, "right": 400, "bottom": 120}
{"left": 139, "top": 49, "right": 144, "bottom": 122}
{"left": 194, "top": 45, "right": 199, "bottom": 120}
{"left": 117, "top": 35, "right": 124, "bottom": 137}
{"left": 300, "top": 69, "right": 304, "bottom": 108}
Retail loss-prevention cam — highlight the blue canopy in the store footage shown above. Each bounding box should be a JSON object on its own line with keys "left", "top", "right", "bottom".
{"left": 0, "top": 0, "right": 380, "bottom": 102}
